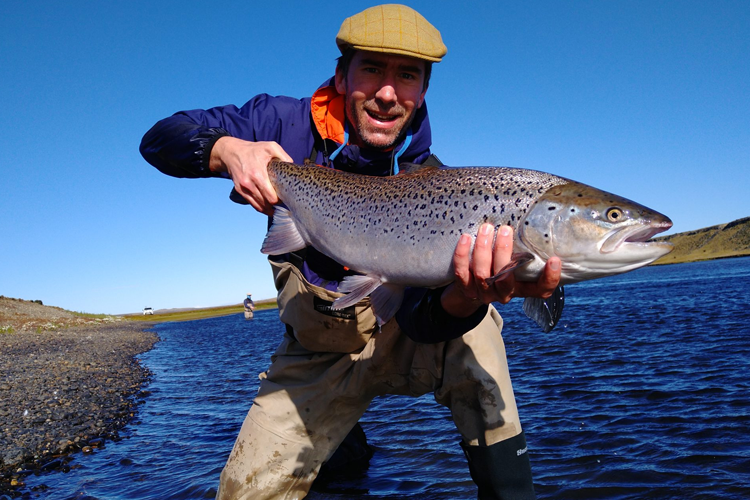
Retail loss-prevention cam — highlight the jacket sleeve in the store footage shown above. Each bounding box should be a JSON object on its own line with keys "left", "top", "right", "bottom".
{"left": 139, "top": 94, "right": 301, "bottom": 178}
{"left": 139, "top": 110, "right": 236, "bottom": 178}
{"left": 396, "top": 287, "right": 489, "bottom": 344}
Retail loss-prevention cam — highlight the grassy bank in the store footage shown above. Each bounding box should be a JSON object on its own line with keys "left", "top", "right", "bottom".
{"left": 124, "top": 216, "right": 750, "bottom": 322}
{"left": 125, "top": 299, "right": 277, "bottom": 323}
{"left": 653, "top": 216, "right": 750, "bottom": 265}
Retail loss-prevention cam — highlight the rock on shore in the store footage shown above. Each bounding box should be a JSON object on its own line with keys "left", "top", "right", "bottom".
{"left": 0, "top": 297, "right": 158, "bottom": 492}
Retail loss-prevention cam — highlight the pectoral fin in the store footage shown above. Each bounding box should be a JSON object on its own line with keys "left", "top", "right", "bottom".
{"left": 485, "top": 252, "right": 535, "bottom": 285}
{"left": 523, "top": 285, "right": 565, "bottom": 333}
{"left": 260, "top": 206, "right": 308, "bottom": 255}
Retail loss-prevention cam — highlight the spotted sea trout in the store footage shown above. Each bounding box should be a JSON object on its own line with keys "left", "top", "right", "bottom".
{"left": 260, "top": 160, "right": 673, "bottom": 331}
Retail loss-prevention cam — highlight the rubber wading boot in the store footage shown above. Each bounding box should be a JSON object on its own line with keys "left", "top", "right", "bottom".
{"left": 460, "top": 432, "right": 536, "bottom": 500}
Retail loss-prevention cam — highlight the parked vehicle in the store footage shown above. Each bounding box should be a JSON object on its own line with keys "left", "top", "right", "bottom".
{"left": 143, "top": 307, "right": 154, "bottom": 315}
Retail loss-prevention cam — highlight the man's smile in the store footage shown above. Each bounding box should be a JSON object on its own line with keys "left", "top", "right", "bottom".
{"left": 365, "top": 109, "right": 400, "bottom": 123}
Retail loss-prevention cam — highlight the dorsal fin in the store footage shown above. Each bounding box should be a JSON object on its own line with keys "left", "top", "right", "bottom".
{"left": 397, "top": 163, "right": 440, "bottom": 176}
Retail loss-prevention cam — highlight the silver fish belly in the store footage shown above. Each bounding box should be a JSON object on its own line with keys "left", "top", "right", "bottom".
{"left": 261, "top": 161, "right": 673, "bottom": 330}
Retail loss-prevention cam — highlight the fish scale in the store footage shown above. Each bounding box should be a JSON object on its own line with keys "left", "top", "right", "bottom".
{"left": 268, "top": 162, "right": 567, "bottom": 270}
{"left": 262, "top": 160, "right": 673, "bottom": 330}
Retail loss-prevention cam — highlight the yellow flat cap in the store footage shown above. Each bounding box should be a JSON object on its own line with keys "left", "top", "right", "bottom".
{"left": 336, "top": 4, "right": 447, "bottom": 63}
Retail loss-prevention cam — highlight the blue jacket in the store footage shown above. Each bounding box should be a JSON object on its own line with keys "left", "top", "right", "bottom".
{"left": 140, "top": 79, "right": 488, "bottom": 342}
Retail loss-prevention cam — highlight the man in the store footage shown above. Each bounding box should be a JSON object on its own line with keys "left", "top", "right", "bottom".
{"left": 140, "top": 5, "right": 560, "bottom": 499}
{"left": 243, "top": 293, "right": 255, "bottom": 320}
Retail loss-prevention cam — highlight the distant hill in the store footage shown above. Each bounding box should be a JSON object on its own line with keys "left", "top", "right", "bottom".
{"left": 652, "top": 216, "right": 750, "bottom": 265}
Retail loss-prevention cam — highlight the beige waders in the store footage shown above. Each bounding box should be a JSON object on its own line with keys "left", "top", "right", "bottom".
{"left": 216, "top": 259, "right": 524, "bottom": 500}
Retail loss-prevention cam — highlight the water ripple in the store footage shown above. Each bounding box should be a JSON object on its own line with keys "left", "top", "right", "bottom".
{"left": 19, "top": 257, "right": 750, "bottom": 499}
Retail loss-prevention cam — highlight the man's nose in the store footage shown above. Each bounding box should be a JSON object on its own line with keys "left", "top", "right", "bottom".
{"left": 375, "top": 82, "right": 397, "bottom": 104}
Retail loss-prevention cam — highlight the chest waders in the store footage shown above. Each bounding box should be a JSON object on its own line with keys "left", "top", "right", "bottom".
{"left": 217, "top": 143, "right": 535, "bottom": 499}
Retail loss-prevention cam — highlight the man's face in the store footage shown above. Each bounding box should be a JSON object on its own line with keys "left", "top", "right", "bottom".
{"left": 335, "top": 51, "right": 428, "bottom": 150}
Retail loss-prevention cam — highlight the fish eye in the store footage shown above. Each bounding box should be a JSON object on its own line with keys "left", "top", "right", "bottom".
{"left": 606, "top": 207, "right": 624, "bottom": 222}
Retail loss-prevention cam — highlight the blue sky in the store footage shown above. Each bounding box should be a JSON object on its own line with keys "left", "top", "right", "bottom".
{"left": 2, "top": 1, "right": 748, "bottom": 315}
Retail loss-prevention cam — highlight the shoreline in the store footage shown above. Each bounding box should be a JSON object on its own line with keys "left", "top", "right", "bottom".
{"left": 123, "top": 300, "right": 278, "bottom": 323}
{"left": 0, "top": 319, "right": 158, "bottom": 493}
{"left": 2, "top": 255, "right": 748, "bottom": 493}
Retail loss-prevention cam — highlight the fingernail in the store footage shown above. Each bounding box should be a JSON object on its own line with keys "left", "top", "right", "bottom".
{"left": 460, "top": 234, "right": 471, "bottom": 245}
{"left": 481, "top": 224, "right": 492, "bottom": 235}
{"left": 500, "top": 226, "right": 511, "bottom": 237}
{"left": 550, "top": 259, "right": 560, "bottom": 271}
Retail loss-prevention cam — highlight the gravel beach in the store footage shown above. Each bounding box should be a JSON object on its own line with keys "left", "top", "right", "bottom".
{"left": 0, "top": 297, "right": 158, "bottom": 493}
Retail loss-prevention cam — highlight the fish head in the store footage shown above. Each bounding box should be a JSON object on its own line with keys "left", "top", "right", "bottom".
{"left": 518, "top": 181, "right": 674, "bottom": 283}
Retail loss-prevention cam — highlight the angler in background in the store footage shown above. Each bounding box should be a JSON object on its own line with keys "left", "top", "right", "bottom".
{"left": 243, "top": 293, "right": 255, "bottom": 320}
{"left": 140, "top": 4, "right": 560, "bottom": 499}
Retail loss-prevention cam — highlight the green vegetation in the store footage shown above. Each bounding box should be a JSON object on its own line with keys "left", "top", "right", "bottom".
{"left": 125, "top": 217, "right": 750, "bottom": 323}
{"left": 125, "top": 300, "right": 278, "bottom": 323}
{"left": 6, "top": 217, "right": 747, "bottom": 327}
{"left": 73, "top": 311, "right": 113, "bottom": 319}
{"left": 653, "top": 216, "right": 750, "bottom": 265}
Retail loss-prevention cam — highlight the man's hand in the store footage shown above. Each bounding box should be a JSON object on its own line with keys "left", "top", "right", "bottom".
{"left": 440, "top": 223, "right": 562, "bottom": 318}
{"left": 209, "top": 137, "right": 293, "bottom": 215}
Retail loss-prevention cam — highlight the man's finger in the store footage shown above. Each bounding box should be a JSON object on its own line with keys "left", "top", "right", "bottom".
{"left": 513, "top": 257, "right": 562, "bottom": 299}
{"left": 489, "top": 225, "right": 516, "bottom": 303}
{"left": 537, "top": 257, "right": 562, "bottom": 297}
{"left": 452, "top": 234, "right": 476, "bottom": 298}
{"left": 268, "top": 144, "right": 294, "bottom": 163}
{"left": 492, "top": 225, "right": 513, "bottom": 277}
{"left": 472, "top": 224, "right": 495, "bottom": 283}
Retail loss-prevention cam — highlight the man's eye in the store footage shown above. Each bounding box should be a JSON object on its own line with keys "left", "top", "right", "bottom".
{"left": 401, "top": 73, "right": 416, "bottom": 80}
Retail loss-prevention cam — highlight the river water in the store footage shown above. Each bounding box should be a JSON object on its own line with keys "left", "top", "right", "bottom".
{"left": 19, "top": 257, "right": 750, "bottom": 499}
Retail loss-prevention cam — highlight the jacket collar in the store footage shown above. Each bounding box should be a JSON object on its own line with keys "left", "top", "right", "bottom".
{"left": 310, "top": 78, "right": 432, "bottom": 174}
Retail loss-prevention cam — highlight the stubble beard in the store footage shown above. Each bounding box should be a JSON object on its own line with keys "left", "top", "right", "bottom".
{"left": 349, "top": 98, "right": 417, "bottom": 151}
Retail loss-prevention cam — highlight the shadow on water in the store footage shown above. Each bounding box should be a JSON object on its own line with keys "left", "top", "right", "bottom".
{"left": 17, "top": 257, "right": 750, "bottom": 499}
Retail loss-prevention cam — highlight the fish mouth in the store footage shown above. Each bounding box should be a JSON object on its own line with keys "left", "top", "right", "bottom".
{"left": 601, "top": 220, "right": 674, "bottom": 254}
